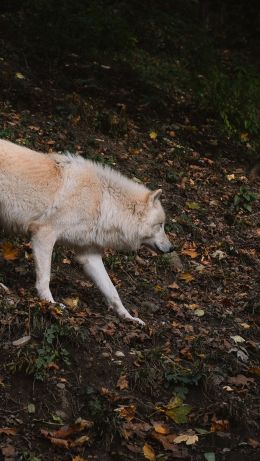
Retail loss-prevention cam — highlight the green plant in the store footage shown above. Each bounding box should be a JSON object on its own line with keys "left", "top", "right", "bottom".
{"left": 35, "top": 324, "right": 71, "bottom": 380}
{"left": 231, "top": 185, "right": 258, "bottom": 212}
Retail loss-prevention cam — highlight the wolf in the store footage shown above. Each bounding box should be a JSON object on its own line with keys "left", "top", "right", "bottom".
{"left": 0, "top": 139, "right": 173, "bottom": 325}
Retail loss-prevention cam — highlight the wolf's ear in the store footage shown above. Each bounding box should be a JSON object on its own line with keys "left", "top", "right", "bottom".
{"left": 148, "top": 189, "right": 162, "bottom": 206}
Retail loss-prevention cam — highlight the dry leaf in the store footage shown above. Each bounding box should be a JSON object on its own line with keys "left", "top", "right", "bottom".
{"left": 72, "top": 457, "right": 87, "bottom": 461}
{"left": 179, "top": 272, "right": 194, "bottom": 283}
{"left": 181, "top": 248, "right": 198, "bottom": 259}
{"left": 116, "top": 375, "right": 129, "bottom": 390}
{"left": 143, "top": 443, "right": 156, "bottom": 461}
{"left": 152, "top": 422, "right": 170, "bottom": 435}
{"left": 210, "top": 419, "right": 229, "bottom": 432}
{"left": 149, "top": 131, "right": 157, "bottom": 140}
{"left": 230, "top": 335, "right": 245, "bottom": 344}
{"left": 0, "top": 428, "right": 17, "bottom": 436}
{"left": 15, "top": 72, "right": 25, "bottom": 79}
{"left": 12, "top": 336, "right": 31, "bottom": 347}
{"left": 1, "top": 242, "right": 20, "bottom": 261}
{"left": 115, "top": 404, "right": 136, "bottom": 421}
{"left": 227, "top": 375, "right": 254, "bottom": 387}
{"left": 174, "top": 433, "right": 198, "bottom": 445}
{"left": 63, "top": 297, "right": 79, "bottom": 309}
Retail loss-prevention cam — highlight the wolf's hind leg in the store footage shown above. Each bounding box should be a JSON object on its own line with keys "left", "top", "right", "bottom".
{"left": 78, "top": 252, "right": 145, "bottom": 326}
{"left": 31, "top": 226, "right": 56, "bottom": 303}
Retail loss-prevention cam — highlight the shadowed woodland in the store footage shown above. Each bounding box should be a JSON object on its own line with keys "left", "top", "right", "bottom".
{"left": 0, "top": 1, "right": 260, "bottom": 460}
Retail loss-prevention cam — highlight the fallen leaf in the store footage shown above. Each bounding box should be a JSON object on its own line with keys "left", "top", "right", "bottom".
{"left": 230, "top": 335, "right": 245, "bottom": 344}
{"left": 159, "top": 396, "right": 192, "bottom": 424}
{"left": 70, "top": 435, "right": 90, "bottom": 447}
{"left": 168, "top": 282, "right": 180, "bottom": 290}
{"left": 240, "top": 132, "right": 249, "bottom": 142}
{"left": 239, "top": 323, "right": 250, "bottom": 329}
{"left": 1, "top": 444, "right": 16, "bottom": 461}
{"left": 212, "top": 250, "right": 226, "bottom": 260}
{"left": 152, "top": 422, "right": 170, "bottom": 435}
{"left": 227, "top": 375, "right": 254, "bottom": 387}
{"left": 63, "top": 297, "right": 79, "bottom": 309}
{"left": 116, "top": 375, "right": 129, "bottom": 390}
{"left": 143, "top": 442, "right": 156, "bottom": 461}
{"left": 247, "top": 438, "right": 259, "bottom": 448}
{"left": 179, "top": 272, "right": 194, "bottom": 283}
{"left": 186, "top": 201, "right": 200, "bottom": 210}
{"left": 12, "top": 336, "right": 31, "bottom": 347}
{"left": 27, "top": 403, "right": 36, "bottom": 414}
{"left": 226, "top": 174, "right": 235, "bottom": 181}
{"left": 1, "top": 242, "right": 20, "bottom": 261}
{"left": 248, "top": 367, "right": 260, "bottom": 376}
{"left": 210, "top": 419, "right": 229, "bottom": 432}
{"left": 15, "top": 72, "right": 26, "bottom": 79}
{"left": 181, "top": 248, "right": 198, "bottom": 259}
{"left": 174, "top": 433, "right": 198, "bottom": 445}
{"left": 0, "top": 428, "right": 17, "bottom": 436}
{"left": 149, "top": 131, "right": 157, "bottom": 140}
{"left": 115, "top": 404, "right": 136, "bottom": 421}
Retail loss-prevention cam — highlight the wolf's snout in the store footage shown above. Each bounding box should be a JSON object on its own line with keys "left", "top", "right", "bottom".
{"left": 167, "top": 244, "right": 174, "bottom": 253}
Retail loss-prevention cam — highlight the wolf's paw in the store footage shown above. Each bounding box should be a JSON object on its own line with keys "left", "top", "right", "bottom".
{"left": 129, "top": 316, "right": 146, "bottom": 326}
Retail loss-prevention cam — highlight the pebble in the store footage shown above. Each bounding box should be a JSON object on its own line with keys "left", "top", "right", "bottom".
{"left": 115, "top": 351, "right": 125, "bottom": 358}
{"left": 57, "top": 383, "right": 65, "bottom": 390}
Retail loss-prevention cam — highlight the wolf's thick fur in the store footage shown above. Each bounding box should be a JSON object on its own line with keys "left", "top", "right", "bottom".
{"left": 0, "top": 139, "right": 172, "bottom": 324}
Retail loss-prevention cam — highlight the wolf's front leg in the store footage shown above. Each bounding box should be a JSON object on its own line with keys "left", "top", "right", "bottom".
{"left": 77, "top": 252, "right": 145, "bottom": 326}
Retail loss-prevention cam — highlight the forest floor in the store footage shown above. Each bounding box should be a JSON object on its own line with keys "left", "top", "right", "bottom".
{"left": 0, "top": 48, "right": 260, "bottom": 461}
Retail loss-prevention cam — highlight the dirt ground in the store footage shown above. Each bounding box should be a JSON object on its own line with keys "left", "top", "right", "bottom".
{"left": 0, "top": 46, "right": 260, "bottom": 461}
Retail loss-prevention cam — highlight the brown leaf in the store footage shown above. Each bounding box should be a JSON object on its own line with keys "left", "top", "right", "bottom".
{"left": 152, "top": 422, "right": 170, "bottom": 435}
{"left": 143, "top": 443, "right": 156, "bottom": 460}
{"left": 0, "top": 428, "right": 17, "bottom": 436}
{"left": 151, "top": 431, "right": 187, "bottom": 456}
{"left": 181, "top": 247, "right": 199, "bottom": 259}
{"left": 248, "top": 438, "right": 259, "bottom": 448}
{"left": 70, "top": 435, "right": 90, "bottom": 447}
{"left": 115, "top": 404, "right": 136, "bottom": 421}
{"left": 1, "top": 444, "right": 16, "bottom": 461}
{"left": 116, "top": 375, "right": 129, "bottom": 390}
{"left": 227, "top": 375, "right": 255, "bottom": 387}
{"left": 179, "top": 272, "right": 195, "bottom": 283}
{"left": 248, "top": 367, "right": 260, "bottom": 377}
{"left": 210, "top": 419, "right": 229, "bottom": 432}
{"left": 1, "top": 242, "right": 20, "bottom": 261}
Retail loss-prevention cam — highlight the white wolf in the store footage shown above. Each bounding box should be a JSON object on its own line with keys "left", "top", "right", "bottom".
{"left": 0, "top": 139, "right": 173, "bottom": 325}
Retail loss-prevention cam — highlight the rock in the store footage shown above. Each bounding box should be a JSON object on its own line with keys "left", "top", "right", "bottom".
{"left": 115, "top": 351, "right": 125, "bottom": 358}
{"left": 163, "top": 251, "right": 183, "bottom": 272}
{"left": 57, "top": 383, "right": 65, "bottom": 390}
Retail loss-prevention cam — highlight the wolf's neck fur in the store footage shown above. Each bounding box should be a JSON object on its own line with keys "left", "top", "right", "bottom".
{"left": 93, "top": 162, "right": 149, "bottom": 250}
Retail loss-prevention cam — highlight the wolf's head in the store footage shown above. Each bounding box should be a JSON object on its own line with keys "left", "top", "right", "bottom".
{"left": 141, "top": 189, "right": 173, "bottom": 254}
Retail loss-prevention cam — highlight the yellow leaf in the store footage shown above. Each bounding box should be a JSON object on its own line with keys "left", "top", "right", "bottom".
{"left": 15, "top": 72, "right": 26, "bottom": 79}
{"left": 186, "top": 201, "right": 200, "bottom": 210}
{"left": 149, "top": 131, "right": 157, "bottom": 140}
{"left": 143, "top": 443, "right": 156, "bottom": 461}
{"left": 1, "top": 242, "right": 20, "bottom": 261}
{"left": 179, "top": 272, "right": 194, "bottom": 283}
{"left": 153, "top": 422, "right": 170, "bottom": 434}
{"left": 116, "top": 375, "right": 129, "bottom": 390}
{"left": 226, "top": 174, "right": 235, "bottom": 181}
{"left": 115, "top": 404, "right": 136, "bottom": 421}
{"left": 174, "top": 433, "right": 198, "bottom": 445}
{"left": 63, "top": 297, "right": 79, "bottom": 309}
{"left": 240, "top": 132, "right": 249, "bottom": 142}
{"left": 182, "top": 248, "right": 198, "bottom": 259}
